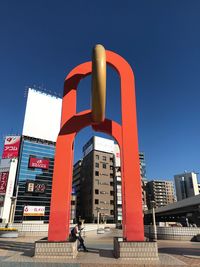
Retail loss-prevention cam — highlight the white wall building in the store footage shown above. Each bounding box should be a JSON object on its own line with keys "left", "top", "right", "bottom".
{"left": 174, "top": 172, "right": 199, "bottom": 201}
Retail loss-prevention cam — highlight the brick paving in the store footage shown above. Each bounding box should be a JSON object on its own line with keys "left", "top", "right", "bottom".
{"left": 0, "top": 230, "right": 198, "bottom": 266}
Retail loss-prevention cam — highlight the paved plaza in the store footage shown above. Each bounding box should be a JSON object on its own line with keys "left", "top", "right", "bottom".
{"left": 0, "top": 229, "right": 199, "bottom": 266}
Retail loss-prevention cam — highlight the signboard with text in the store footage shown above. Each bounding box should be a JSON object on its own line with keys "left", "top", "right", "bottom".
{"left": 2, "top": 136, "right": 21, "bottom": 159}
{"left": 0, "top": 172, "right": 9, "bottom": 194}
{"left": 26, "top": 181, "right": 47, "bottom": 194}
{"left": 23, "top": 206, "right": 45, "bottom": 216}
{"left": 29, "top": 158, "right": 49, "bottom": 169}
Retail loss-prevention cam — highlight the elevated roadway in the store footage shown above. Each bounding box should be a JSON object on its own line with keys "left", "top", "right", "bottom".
{"left": 144, "top": 194, "right": 200, "bottom": 226}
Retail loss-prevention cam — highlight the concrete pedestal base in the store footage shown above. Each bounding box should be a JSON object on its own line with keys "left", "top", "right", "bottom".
{"left": 34, "top": 239, "right": 78, "bottom": 259}
{"left": 114, "top": 237, "right": 159, "bottom": 262}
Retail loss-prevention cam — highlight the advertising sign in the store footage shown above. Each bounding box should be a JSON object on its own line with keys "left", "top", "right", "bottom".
{"left": 34, "top": 183, "right": 46, "bottom": 193}
{"left": 94, "top": 136, "right": 114, "bottom": 154}
{"left": 26, "top": 181, "right": 47, "bottom": 194}
{"left": 26, "top": 182, "right": 35, "bottom": 192}
{"left": 114, "top": 144, "right": 121, "bottom": 167}
{"left": 29, "top": 158, "right": 49, "bottom": 169}
{"left": 0, "top": 172, "right": 9, "bottom": 194}
{"left": 22, "top": 88, "right": 62, "bottom": 142}
{"left": 2, "top": 136, "right": 21, "bottom": 159}
{"left": 23, "top": 206, "right": 45, "bottom": 216}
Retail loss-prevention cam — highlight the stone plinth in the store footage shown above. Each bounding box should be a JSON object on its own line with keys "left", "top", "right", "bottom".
{"left": 114, "top": 237, "right": 159, "bottom": 262}
{"left": 34, "top": 239, "right": 78, "bottom": 258}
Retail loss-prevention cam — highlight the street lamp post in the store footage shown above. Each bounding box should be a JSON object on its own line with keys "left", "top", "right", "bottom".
{"left": 8, "top": 185, "right": 18, "bottom": 226}
{"left": 8, "top": 196, "right": 17, "bottom": 226}
{"left": 151, "top": 200, "right": 157, "bottom": 241}
{"left": 96, "top": 207, "right": 100, "bottom": 230}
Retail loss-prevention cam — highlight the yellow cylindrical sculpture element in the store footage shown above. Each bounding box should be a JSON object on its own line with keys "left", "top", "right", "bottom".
{"left": 91, "top": 44, "right": 106, "bottom": 123}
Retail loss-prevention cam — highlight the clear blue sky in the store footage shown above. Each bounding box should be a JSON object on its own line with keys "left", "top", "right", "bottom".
{"left": 0, "top": 0, "right": 200, "bottom": 180}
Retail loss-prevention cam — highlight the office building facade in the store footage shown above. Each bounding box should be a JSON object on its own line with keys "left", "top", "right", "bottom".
{"left": 139, "top": 152, "right": 148, "bottom": 211}
{"left": 14, "top": 136, "right": 55, "bottom": 222}
{"left": 73, "top": 136, "right": 147, "bottom": 223}
{"left": 174, "top": 172, "right": 199, "bottom": 201}
{"left": 0, "top": 88, "right": 76, "bottom": 223}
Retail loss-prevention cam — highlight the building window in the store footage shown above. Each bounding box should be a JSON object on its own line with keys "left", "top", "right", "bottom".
{"left": 96, "top": 155, "right": 99, "bottom": 160}
{"left": 110, "top": 182, "right": 114, "bottom": 186}
{"left": 95, "top": 179, "right": 99, "bottom": 185}
{"left": 95, "top": 199, "right": 99, "bottom": 204}
{"left": 95, "top": 162, "right": 99, "bottom": 168}
{"left": 110, "top": 166, "right": 113, "bottom": 170}
{"left": 110, "top": 190, "right": 114, "bottom": 196}
{"left": 189, "top": 177, "right": 193, "bottom": 188}
{"left": 95, "top": 171, "right": 99, "bottom": 176}
{"left": 110, "top": 210, "right": 114, "bottom": 215}
{"left": 102, "top": 163, "right": 106, "bottom": 169}
{"left": 95, "top": 189, "right": 99, "bottom": 194}
{"left": 110, "top": 173, "right": 114, "bottom": 178}
{"left": 110, "top": 200, "right": 114, "bottom": 205}
{"left": 102, "top": 156, "right": 106, "bottom": 161}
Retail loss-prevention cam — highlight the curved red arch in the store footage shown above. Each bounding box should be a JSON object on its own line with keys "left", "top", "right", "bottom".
{"left": 48, "top": 50, "right": 144, "bottom": 242}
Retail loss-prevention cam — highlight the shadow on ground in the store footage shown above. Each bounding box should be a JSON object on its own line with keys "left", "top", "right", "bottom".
{"left": 80, "top": 247, "right": 114, "bottom": 258}
{"left": 0, "top": 240, "right": 34, "bottom": 256}
{"left": 159, "top": 247, "right": 200, "bottom": 257}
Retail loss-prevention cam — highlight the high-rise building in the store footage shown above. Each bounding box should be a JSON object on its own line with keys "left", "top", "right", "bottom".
{"left": 139, "top": 152, "right": 148, "bottom": 211}
{"left": 146, "top": 180, "right": 176, "bottom": 208}
{"left": 73, "top": 160, "right": 82, "bottom": 220}
{"left": 14, "top": 136, "right": 55, "bottom": 222}
{"left": 0, "top": 88, "right": 76, "bottom": 223}
{"left": 73, "top": 136, "right": 147, "bottom": 223}
{"left": 13, "top": 88, "right": 62, "bottom": 222}
{"left": 139, "top": 152, "right": 147, "bottom": 181}
{"left": 78, "top": 136, "right": 115, "bottom": 223}
{"left": 174, "top": 172, "right": 199, "bottom": 201}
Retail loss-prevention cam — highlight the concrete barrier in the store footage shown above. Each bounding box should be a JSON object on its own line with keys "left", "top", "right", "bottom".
{"left": 0, "top": 223, "right": 115, "bottom": 237}
{"left": 145, "top": 225, "right": 200, "bottom": 241}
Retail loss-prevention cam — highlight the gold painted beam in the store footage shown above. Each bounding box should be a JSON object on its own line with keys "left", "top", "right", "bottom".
{"left": 91, "top": 44, "right": 106, "bottom": 123}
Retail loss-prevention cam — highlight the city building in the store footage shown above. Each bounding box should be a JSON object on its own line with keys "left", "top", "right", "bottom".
{"left": 139, "top": 152, "right": 147, "bottom": 181}
{"left": 14, "top": 136, "right": 56, "bottom": 222}
{"left": 73, "top": 136, "right": 147, "bottom": 223}
{"left": 79, "top": 136, "right": 115, "bottom": 223}
{"left": 0, "top": 136, "right": 21, "bottom": 223}
{"left": 139, "top": 152, "right": 148, "bottom": 211}
{"left": 0, "top": 88, "right": 76, "bottom": 223}
{"left": 72, "top": 160, "right": 82, "bottom": 220}
{"left": 13, "top": 88, "right": 62, "bottom": 223}
{"left": 174, "top": 171, "right": 199, "bottom": 201}
{"left": 146, "top": 180, "right": 176, "bottom": 209}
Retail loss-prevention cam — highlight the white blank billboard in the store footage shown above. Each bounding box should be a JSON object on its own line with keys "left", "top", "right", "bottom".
{"left": 22, "top": 88, "right": 62, "bottom": 142}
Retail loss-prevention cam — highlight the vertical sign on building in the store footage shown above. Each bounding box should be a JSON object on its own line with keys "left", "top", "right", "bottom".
{"left": 2, "top": 136, "right": 21, "bottom": 159}
{"left": 0, "top": 172, "right": 9, "bottom": 194}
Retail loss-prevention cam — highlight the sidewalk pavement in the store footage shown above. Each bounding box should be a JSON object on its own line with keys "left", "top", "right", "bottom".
{"left": 0, "top": 229, "right": 199, "bottom": 266}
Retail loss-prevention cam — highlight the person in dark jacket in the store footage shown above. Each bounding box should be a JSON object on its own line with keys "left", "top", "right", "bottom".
{"left": 71, "top": 221, "right": 88, "bottom": 252}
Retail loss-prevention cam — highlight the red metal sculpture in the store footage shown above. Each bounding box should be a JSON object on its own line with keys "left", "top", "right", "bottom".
{"left": 48, "top": 46, "right": 144, "bottom": 242}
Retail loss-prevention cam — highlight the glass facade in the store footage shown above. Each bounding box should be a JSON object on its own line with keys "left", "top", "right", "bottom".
{"left": 14, "top": 136, "right": 55, "bottom": 222}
